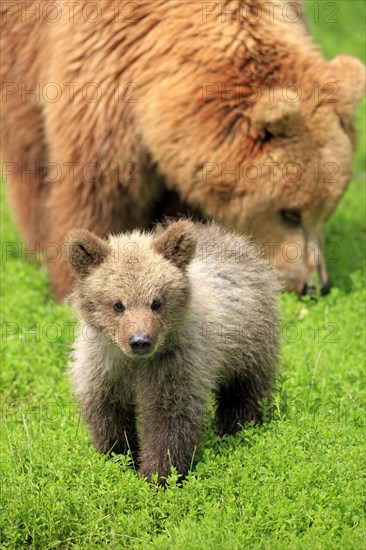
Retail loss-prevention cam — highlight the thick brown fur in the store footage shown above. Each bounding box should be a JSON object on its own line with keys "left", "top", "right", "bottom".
{"left": 1, "top": 0, "right": 365, "bottom": 298}
{"left": 64, "top": 220, "right": 279, "bottom": 484}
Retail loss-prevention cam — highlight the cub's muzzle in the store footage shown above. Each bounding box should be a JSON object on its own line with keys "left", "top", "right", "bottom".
{"left": 129, "top": 332, "right": 152, "bottom": 355}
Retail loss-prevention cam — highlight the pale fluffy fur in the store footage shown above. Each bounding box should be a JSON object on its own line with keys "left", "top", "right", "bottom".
{"left": 65, "top": 221, "right": 279, "bottom": 483}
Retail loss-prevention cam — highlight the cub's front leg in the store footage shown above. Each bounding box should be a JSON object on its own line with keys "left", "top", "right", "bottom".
{"left": 71, "top": 359, "right": 139, "bottom": 458}
{"left": 83, "top": 397, "right": 139, "bottom": 460}
{"left": 135, "top": 362, "right": 208, "bottom": 484}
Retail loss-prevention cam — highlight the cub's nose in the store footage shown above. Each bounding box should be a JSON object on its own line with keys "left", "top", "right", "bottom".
{"left": 129, "top": 332, "right": 152, "bottom": 355}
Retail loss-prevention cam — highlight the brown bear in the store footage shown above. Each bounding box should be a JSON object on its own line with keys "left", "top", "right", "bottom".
{"left": 1, "top": 1, "right": 365, "bottom": 298}
{"left": 64, "top": 220, "right": 279, "bottom": 484}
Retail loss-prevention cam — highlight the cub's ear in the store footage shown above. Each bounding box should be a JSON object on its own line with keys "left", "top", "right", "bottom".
{"left": 251, "top": 88, "right": 301, "bottom": 137}
{"left": 153, "top": 220, "right": 197, "bottom": 269}
{"left": 63, "top": 229, "right": 111, "bottom": 277}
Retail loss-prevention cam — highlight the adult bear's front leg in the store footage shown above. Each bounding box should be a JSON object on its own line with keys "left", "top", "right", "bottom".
{"left": 46, "top": 167, "right": 123, "bottom": 300}
{"left": 44, "top": 144, "right": 152, "bottom": 300}
{"left": 43, "top": 97, "right": 159, "bottom": 300}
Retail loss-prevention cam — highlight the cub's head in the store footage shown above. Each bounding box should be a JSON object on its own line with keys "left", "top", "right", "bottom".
{"left": 64, "top": 221, "right": 197, "bottom": 358}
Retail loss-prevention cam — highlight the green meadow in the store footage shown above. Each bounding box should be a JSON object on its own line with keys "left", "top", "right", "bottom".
{"left": 1, "top": 1, "right": 365, "bottom": 548}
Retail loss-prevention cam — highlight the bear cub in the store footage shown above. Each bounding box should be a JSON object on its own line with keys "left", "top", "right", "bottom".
{"left": 64, "top": 220, "right": 279, "bottom": 484}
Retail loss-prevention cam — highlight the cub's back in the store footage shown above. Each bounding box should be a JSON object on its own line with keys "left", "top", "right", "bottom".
{"left": 191, "top": 222, "right": 279, "bottom": 297}
{"left": 188, "top": 222, "right": 279, "bottom": 325}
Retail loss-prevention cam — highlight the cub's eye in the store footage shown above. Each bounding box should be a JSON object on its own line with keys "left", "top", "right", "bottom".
{"left": 151, "top": 299, "right": 163, "bottom": 312}
{"left": 113, "top": 301, "right": 125, "bottom": 313}
{"left": 280, "top": 209, "right": 302, "bottom": 227}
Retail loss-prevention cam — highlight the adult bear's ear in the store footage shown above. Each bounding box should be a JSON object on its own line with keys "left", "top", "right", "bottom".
{"left": 63, "top": 229, "right": 111, "bottom": 277}
{"left": 251, "top": 88, "right": 301, "bottom": 137}
{"left": 153, "top": 220, "right": 197, "bottom": 269}
{"left": 329, "top": 55, "right": 365, "bottom": 118}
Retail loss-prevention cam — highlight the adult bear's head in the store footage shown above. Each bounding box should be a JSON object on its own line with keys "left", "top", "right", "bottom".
{"left": 137, "top": 2, "right": 365, "bottom": 295}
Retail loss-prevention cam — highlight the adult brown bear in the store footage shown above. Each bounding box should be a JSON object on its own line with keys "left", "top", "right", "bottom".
{"left": 1, "top": 0, "right": 364, "bottom": 299}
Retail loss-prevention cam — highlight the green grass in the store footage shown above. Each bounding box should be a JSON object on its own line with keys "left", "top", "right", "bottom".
{"left": 1, "top": 2, "right": 365, "bottom": 548}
